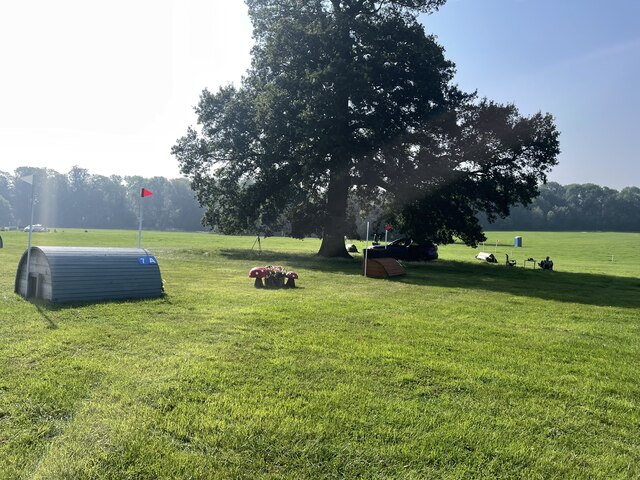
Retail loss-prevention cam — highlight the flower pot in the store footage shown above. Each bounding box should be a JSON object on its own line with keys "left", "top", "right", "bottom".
{"left": 265, "top": 276, "right": 285, "bottom": 289}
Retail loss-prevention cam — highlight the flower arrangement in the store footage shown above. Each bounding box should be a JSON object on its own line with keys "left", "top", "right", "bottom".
{"left": 249, "top": 265, "right": 299, "bottom": 289}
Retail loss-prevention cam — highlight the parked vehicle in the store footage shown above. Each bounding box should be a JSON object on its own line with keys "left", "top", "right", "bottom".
{"left": 365, "top": 237, "right": 438, "bottom": 261}
{"left": 23, "top": 224, "right": 48, "bottom": 232}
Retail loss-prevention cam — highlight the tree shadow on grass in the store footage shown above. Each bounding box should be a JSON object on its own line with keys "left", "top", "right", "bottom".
{"left": 220, "top": 248, "right": 640, "bottom": 309}
{"left": 219, "top": 248, "right": 363, "bottom": 274}
{"left": 396, "top": 259, "right": 640, "bottom": 309}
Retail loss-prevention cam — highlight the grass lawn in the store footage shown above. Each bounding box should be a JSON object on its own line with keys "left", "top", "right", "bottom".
{"left": 0, "top": 229, "right": 639, "bottom": 479}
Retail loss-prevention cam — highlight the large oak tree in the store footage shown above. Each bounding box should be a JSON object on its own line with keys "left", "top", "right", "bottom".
{"left": 173, "top": 0, "right": 560, "bottom": 257}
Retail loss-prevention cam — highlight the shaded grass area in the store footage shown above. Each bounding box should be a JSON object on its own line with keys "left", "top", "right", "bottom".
{"left": 219, "top": 248, "right": 640, "bottom": 309}
{"left": 0, "top": 230, "right": 639, "bottom": 479}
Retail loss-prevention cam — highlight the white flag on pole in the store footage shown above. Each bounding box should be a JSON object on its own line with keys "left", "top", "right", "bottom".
{"left": 20, "top": 175, "right": 34, "bottom": 185}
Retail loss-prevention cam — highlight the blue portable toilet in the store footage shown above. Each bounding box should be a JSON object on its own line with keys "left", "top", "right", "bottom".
{"left": 15, "top": 246, "right": 163, "bottom": 303}
{"left": 514, "top": 236, "right": 522, "bottom": 247}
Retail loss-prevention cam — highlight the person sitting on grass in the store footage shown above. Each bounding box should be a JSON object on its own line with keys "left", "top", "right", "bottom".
{"left": 539, "top": 256, "right": 554, "bottom": 270}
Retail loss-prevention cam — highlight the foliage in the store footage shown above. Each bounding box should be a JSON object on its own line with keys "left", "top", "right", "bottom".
{"left": 0, "top": 194, "right": 13, "bottom": 225}
{"left": 481, "top": 182, "right": 640, "bottom": 231}
{"left": 264, "top": 264, "right": 287, "bottom": 278}
{"left": 0, "top": 167, "right": 205, "bottom": 231}
{"left": 265, "top": 264, "right": 295, "bottom": 288}
{"left": 173, "top": 0, "right": 560, "bottom": 256}
{"left": 3, "top": 165, "right": 636, "bottom": 234}
{"left": 0, "top": 229, "right": 639, "bottom": 478}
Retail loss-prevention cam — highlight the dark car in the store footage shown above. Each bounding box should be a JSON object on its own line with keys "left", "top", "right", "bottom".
{"left": 365, "top": 237, "right": 438, "bottom": 261}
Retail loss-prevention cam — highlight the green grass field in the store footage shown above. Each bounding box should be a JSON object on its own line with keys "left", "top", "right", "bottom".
{"left": 1, "top": 229, "right": 639, "bottom": 479}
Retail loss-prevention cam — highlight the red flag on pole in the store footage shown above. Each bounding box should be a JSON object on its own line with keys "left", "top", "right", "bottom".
{"left": 138, "top": 188, "right": 152, "bottom": 248}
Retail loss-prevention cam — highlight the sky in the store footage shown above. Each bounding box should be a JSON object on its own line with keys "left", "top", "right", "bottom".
{"left": 0, "top": 0, "right": 638, "bottom": 189}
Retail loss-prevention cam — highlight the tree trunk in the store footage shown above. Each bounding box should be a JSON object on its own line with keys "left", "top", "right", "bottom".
{"left": 318, "top": 232, "right": 351, "bottom": 258}
{"left": 317, "top": 171, "right": 352, "bottom": 258}
{"left": 317, "top": 3, "right": 353, "bottom": 259}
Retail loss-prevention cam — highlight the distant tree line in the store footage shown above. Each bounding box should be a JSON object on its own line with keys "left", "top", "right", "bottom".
{"left": 0, "top": 166, "right": 205, "bottom": 231}
{"left": 479, "top": 182, "right": 640, "bottom": 231}
{"left": 1, "top": 169, "right": 637, "bottom": 233}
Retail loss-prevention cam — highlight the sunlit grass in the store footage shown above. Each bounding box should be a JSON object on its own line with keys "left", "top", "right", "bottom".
{"left": 0, "top": 229, "right": 638, "bottom": 478}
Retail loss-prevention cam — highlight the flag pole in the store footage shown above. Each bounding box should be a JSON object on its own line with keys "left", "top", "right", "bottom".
{"left": 25, "top": 177, "right": 35, "bottom": 296}
{"left": 138, "top": 188, "right": 153, "bottom": 248}
{"left": 138, "top": 190, "right": 143, "bottom": 249}
{"left": 364, "top": 221, "right": 369, "bottom": 277}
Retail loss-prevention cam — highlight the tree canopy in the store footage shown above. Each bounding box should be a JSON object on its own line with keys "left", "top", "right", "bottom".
{"left": 173, "top": 0, "right": 560, "bottom": 256}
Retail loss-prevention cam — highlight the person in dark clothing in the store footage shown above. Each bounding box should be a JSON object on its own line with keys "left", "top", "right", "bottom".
{"left": 539, "top": 256, "right": 554, "bottom": 270}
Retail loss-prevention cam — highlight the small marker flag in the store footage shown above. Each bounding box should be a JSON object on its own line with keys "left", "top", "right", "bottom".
{"left": 138, "top": 188, "right": 152, "bottom": 247}
{"left": 20, "top": 175, "right": 34, "bottom": 185}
